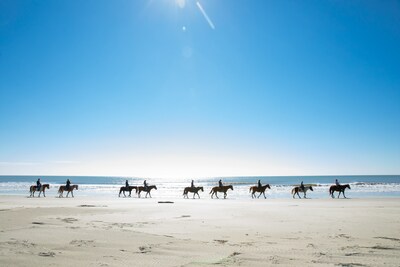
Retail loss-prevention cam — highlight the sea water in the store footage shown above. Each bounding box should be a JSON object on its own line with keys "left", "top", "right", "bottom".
{"left": 0, "top": 175, "right": 399, "bottom": 199}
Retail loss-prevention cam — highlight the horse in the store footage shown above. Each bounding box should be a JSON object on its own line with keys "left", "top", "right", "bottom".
{"left": 58, "top": 185, "right": 78, "bottom": 198}
{"left": 183, "top": 186, "right": 204, "bottom": 199}
{"left": 329, "top": 184, "right": 351, "bottom": 198}
{"left": 29, "top": 184, "right": 50, "bottom": 197}
{"left": 249, "top": 184, "right": 271, "bottom": 199}
{"left": 291, "top": 185, "right": 314, "bottom": 199}
{"left": 209, "top": 185, "right": 234, "bottom": 199}
{"left": 119, "top": 186, "right": 138, "bottom": 197}
{"left": 137, "top": 185, "right": 157, "bottom": 198}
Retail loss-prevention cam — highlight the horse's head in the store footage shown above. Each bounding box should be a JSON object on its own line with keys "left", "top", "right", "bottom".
{"left": 346, "top": 184, "right": 351, "bottom": 189}
{"left": 75, "top": 185, "right": 79, "bottom": 190}
{"left": 44, "top": 184, "right": 50, "bottom": 189}
{"left": 310, "top": 186, "right": 314, "bottom": 191}
{"left": 229, "top": 185, "right": 233, "bottom": 190}
{"left": 153, "top": 185, "right": 157, "bottom": 190}
{"left": 266, "top": 184, "right": 271, "bottom": 189}
{"left": 199, "top": 187, "right": 204, "bottom": 192}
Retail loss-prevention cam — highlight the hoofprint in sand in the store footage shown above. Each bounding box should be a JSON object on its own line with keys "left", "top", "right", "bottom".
{"left": 0, "top": 196, "right": 399, "bottom": 266}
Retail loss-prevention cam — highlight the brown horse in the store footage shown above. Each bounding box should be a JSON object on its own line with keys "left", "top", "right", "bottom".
{"left": 119, "top": 186, "right": 138, "bottom": 197}
{"left": 249, "top": 184, "right": 271, "bottom": 199}
{"left": 210, "top": 185, "right": 233, "bottom": 199}
{"left": 183, "top": 186, "right": 204, "bottom": 199}
{"left": 29, "top": 184, "right": 50, "bottom": 197}
{"left": 58, "top": 185, "right": 78, "bottom": 198}
{"left": 137, "top": 185, "right": 157, "bottom": 198}
{"left": 291, "top": 185, "right": 313, "bottom": 199}
{"left": 329, "top": 184, "right": 351, "bottom": 198}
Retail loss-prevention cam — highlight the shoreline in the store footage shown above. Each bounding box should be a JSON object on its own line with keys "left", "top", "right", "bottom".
{"left": 1, "top": 196, "right": 400, "bottom": 266}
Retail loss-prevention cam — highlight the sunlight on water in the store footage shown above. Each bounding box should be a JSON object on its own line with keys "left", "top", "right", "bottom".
{"left": 1, "top": 175, "right": 399, "bottom": 199}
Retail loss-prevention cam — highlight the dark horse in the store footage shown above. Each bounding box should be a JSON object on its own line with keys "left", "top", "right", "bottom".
{"left": 119, "top": 186, "right": 138, "bottom": 197}
{"left": 291, "top": 186, "right": 314, "bottom": 199}
{"left": 137, "top": 185, "right": 157, "bottom": 198}
{"left": 29, "top": 184, "right": 50, "bottom": 197}
{"left": 183, "top": 186, "right": 204, "bottom": 199}
{"left": 210, "top": 185, "right": 234, "bottom": 199}
{"left": 329, "top": 184, "right": 351, "bottom": 198}
{"left": 249, "top": 184, "right": 271, "bottom": 199}
{"left": 58, "top": 185, "right": 78, "bottom": 198}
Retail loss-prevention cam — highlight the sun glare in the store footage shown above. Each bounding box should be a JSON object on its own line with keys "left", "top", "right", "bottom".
{"left": 176, "top": 0, "right": 186, "bottom": 9}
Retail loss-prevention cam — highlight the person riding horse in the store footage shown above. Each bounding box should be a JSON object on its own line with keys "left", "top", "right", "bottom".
{"left": 66, "top": 179, "right": 71, "bottom": 190}
{"left": 144, "top": 180, "right": 148, "bottom": 190}
{"left": 335, "top": 179, "right": 340, "bottom": 186}
{"left": 125, "top": 180, "right": 129, "bottom": 188}
{"left": 218, "top": 179, "right": 223, "bottom": 188}
{"left": 300, "top": 181, "right": 305, "bottom": 191}
{"left": 36, "top": 178, "right": 41, "bottom": 191}
{"left": 191, "top": 180, "right": 194, "bottom": 188}
{"left": 257, "top": 180, "right": 262, "bottom": 189}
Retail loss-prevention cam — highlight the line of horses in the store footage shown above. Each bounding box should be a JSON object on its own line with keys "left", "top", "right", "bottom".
{"left": 28, "top": 183, "right": 352, "bottom": 199}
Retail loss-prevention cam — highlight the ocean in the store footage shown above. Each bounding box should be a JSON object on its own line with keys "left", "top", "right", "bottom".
{"left": 1, "top": 175, "right": 399, "bottom": 199}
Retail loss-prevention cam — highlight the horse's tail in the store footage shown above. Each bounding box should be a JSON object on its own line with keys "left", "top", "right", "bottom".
{"left": 249, "top": 187, "right": 252, "bottom": 193}
{"left": 58, "top": 187, "right": 62, "bottom": 193}
{"left": 291, "top": 188, "right": 295, "bottom": 194}
{"left": 209, "top": 188, "right": 213, "bottom": 194}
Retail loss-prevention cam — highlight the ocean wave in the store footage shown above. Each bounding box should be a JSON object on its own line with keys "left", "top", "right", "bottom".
{"left": 1, "top": 181, "right": 400, "bottom": 198}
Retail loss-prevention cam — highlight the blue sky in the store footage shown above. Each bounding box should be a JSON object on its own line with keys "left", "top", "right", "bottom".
{"left": 0, "top": 0, "right": 399, "bottom": 177}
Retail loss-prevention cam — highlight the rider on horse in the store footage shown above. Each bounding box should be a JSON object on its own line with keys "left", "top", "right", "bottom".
{"left": 257, "top": 179, "right": 262, "bottom": 189}
{"left": 218, "top": 179, "right": 223, "bottom": 188}
{"left": 36, "top": 178, "right": 41, "bottom": 191}
{"left": 335, "top": 179, "right": 340, "bottom": 186}
{"left": 125, "top": 180, "right": 129, "bottom": 188}
{"left": 66, "top": 179, "right": 71, "bottom": 190}
{"left": 144, "top": 180, "right": 148, "bottom": 190}
{"left": 191, "top": 180, "right": 195, "bottom": 188}
{"left": 300, "top": 181, "right": 305, "bottom": 191}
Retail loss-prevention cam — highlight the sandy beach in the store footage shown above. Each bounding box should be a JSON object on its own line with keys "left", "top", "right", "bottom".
{"left": 0, "top": 196, "right": 399, "bottom": 266}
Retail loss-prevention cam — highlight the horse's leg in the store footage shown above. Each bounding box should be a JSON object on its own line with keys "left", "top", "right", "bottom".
{"left": 215, "top": 192, "right": 218, "bottom": 199}
{"left": 148, "top": 192, "right": 152, "bottom": 198}
{"left": 66, "top": 191, "right": 69, "bottom": 198}
{"left": 38, "top": 191, "right": 41, "bottom": 197}
{"left": 43, "top": 190, "right": 46, "bottom": 197}
{"left": 343, "top": 191, "right": 346, "bottom": 198}
{"left": 263, "top": 192, "right": 266, "bottom": 199}
{"left": 304, "top": 192, "right": 307, "bottom": 199}
{"left": 197, "top": 192, "right": 200, "bottom": 199}
{"left": 72, "top": 190, "right": 74, "bottom": 198}
{"left": 297, "top": 191, "right": 301, "bottom": 199}
{"left": 258, "top": 192, "right": 262, "bottom": 198}
{"left": 224, "top": 192, "right": 227, "bottom": 199}
{"left": 338, "top": 191, "right": 341, "bottom": 198}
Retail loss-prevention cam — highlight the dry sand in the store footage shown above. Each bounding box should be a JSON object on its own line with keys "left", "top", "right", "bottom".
{"left": 0, "top": 195, "right": 399, "bottom": 266}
